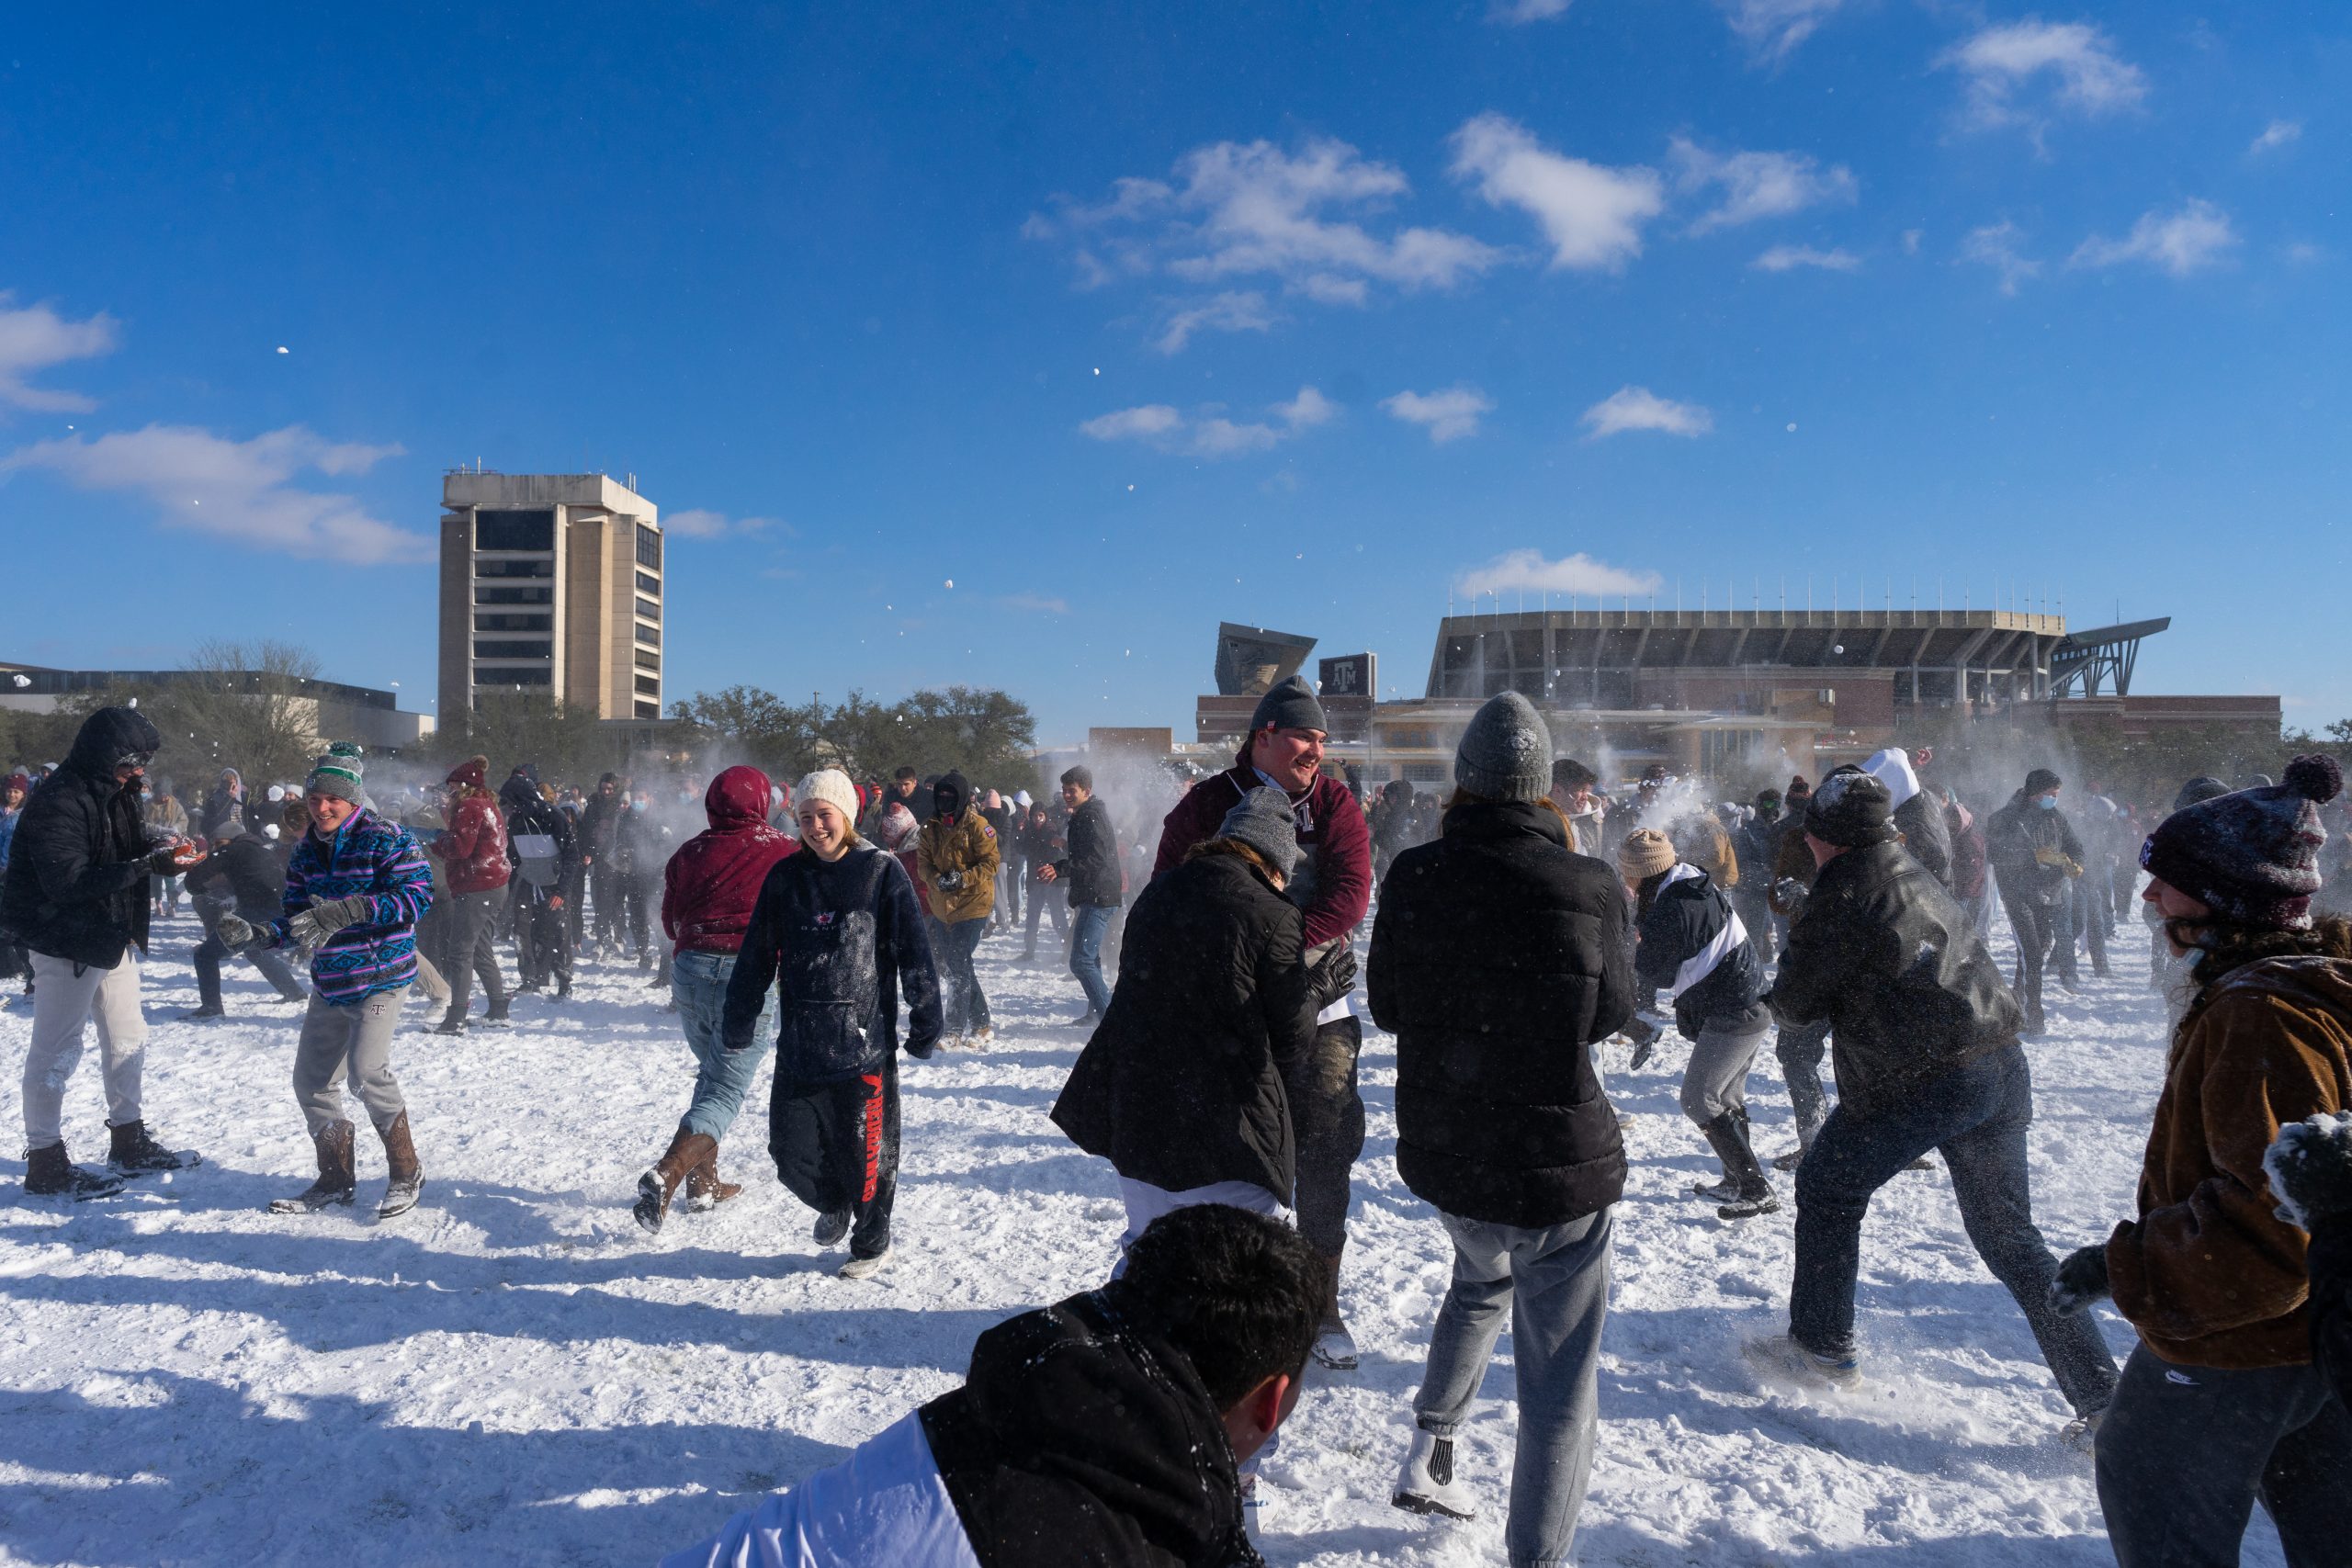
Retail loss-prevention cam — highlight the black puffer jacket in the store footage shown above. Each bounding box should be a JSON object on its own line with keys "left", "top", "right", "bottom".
{"left": 183, "top": 834, "right": 287, "bottom": 922}
{"left": 0, "top": 707, "right": 164, "bottom": 969}
{"left": 500, "top": 774, "right": 579, "bottom": 890}
{"left": 1767, "top": 840, "right": 2020, "bottom": 1117}
{"left": 920, "top": 1280, "right": 1258, "bottom": 1568}
{"left": 1052, "top": 847, "right": 1312, "bottom": 1199}
{"left": 1632, "top": 866, "right": 1767, "bottom": 1041}
{"left": 1367, "top": 798, "right": 1634, "bottom": 1228}
{"left": 1984, "top": 791, "right": 2085, "bottom": 908}
{"left": 1050, "top": 795, "right": 1124, "bottom": 908}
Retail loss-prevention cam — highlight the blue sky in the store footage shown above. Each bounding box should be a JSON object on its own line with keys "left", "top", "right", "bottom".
{"left": 1, "top": 3, "right": 2344, "bottom": 744}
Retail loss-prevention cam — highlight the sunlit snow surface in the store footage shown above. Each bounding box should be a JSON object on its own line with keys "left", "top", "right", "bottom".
{"left": 0, "top": 888, "right": 2289, "bottom": 1565}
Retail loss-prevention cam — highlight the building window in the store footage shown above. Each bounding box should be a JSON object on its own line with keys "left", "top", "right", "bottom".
{"left": 479, "top": 667, "right": 553, "bottom": 687}
{"left": 634, "top": 673, "right": 661, "bottom": 697}
{"left": 635, "top": 624, "right": 660, "bottom": 648}
{"left": 476, "top": 509, "right": 555, "bottom": 552}
{"left": 636, "top": 523, "right": 661, "bottom": 570}
{"left": 475, "top": 613, "right": 552, "bottom": 632}
{"left": 1403, "top": 762, "right": 1447, "bottom": 783}
{"left": 634, "top": 649, "right": 660, "bottom": 672}
{"left": 477, "top": 558, "right": 552, "bottom": 578}
{"left": 636, "top": 570, "right": 661, "bottom": 598}
{"left": 635, "top": 597, "right": 661, "bottom": 622}
{"left": 477, "top": 585, "right": 553, "bottom": 605}
{"left": 635, "top": 698, "right": 662, "bottom": 719}
{"left": 475, "top": 639, "right": 552, "bottom": 661}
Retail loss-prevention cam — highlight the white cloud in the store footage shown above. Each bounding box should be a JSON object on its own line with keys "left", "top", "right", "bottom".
{"left": 1938, "top": 20, "right": 2147, "bottom": 134}
{"left": 1080, "top": 387, "right": 1335, "bottom": 460}
{"left": 1753, "top": 244, "right": 1862, "bottom": 272}
{"left": 2250, "top": 118, "right": 2302, "bottom": 155}
{"left": 1901, "top": 228, "right": 1924, "bottom": 255}
{"left": 1448, "top": 114, "right": 1664, "bottom": 272}
{"left": 1580, "top": 386, "right": 1713, "bottom": 439}
{"left": 1155, "top": 290, "right": 1276, "bottom": 355}
{"left": 1961, "top": 220, "right": 2041, "bottom": 294}
{"left": 1456, "top": 549, "right": 1663, "bottom": 601}
{"left": 0, "top": 296, "right": 120, "bottom": 412}
{"left": 1381, "top": 386, "right": 1495, "bottom": 444}
{"left": 665, "top": 508, "right": 788, "bottom": 539}
{"left": 1490, "top": 0, "right": 1571, "bottom": 22}
{"left": 1028, "top": 136, "right": 1500, "bottom": 349}
{"left": 999, "top": 593, "right": 1070, "bottom": 615}
{"left": 3, "top": 423, "right": 421, "bottom": 563}
{"left": 1719, "top": 0, "right": 1848, "bottom": 63}
{"left": 1672, "top": 139, "right": 1858, "bottom": 233}
{"left": 2069, "top": 199, "right": 2238, "bottom": 277}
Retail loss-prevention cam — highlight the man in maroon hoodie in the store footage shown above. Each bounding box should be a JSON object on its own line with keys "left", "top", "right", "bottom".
{"left": 634, "top": 765, "right": 797, "bottom": 1233}
{"left": 425, "top": 754, "right": 511, "bottom": 1035}
{"left": 1152, "top": 673, "right": 1372, "bottom": 1371}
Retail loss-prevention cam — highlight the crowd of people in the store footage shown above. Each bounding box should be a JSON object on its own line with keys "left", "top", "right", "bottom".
{"left": 4, "top": 687, "right": 2348, "bottom": 1567}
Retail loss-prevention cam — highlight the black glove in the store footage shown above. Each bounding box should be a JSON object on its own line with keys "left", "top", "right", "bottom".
{"left": 936, "top": 870, "right": 965, "bottom": 893}
{"left": 1306, "top": 945, "right": 1357, "bottom": 1012}
{"left": 2048, "top": 1243, "right": 2111, "bottom": 1316}
{"left": 216, "top": 913, "right": 272, "bottom": 949}
{"left": 905, "top": 1032, "right": 940, "bottom": 1061}
{"left": 2266, "top": 1111, "right": 2352, "bottom": 1230}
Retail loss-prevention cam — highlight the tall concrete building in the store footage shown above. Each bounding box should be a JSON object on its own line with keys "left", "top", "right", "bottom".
{"left": 436, "top": 471, "right": 666, "bottom": 727}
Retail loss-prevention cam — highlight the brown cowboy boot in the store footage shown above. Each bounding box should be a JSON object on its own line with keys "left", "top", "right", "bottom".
{"left": 632, "top": 1128, "right": 715, "bottom": 1235}
{"left": 377, "top": 1112, "right": 424, "bottom": 1219}
{"left": 269, "top": 1120, "right": 357, "bottom": 1213}
{"left": 684, "top": 1143, "right": 744, "bottom": 1212}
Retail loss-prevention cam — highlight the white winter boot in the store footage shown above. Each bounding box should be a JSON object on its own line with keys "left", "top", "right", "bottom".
{"left": 1392, "top": 1427, "right": 1476, "bottom": 1520}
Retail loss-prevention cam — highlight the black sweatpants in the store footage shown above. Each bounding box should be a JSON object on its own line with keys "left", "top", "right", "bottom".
{"left": 1292, "top": 1014, "right": 1365, "bottom": 1260}
{"left": 771, "top": 1052, "right": 900, "bottom": 1262}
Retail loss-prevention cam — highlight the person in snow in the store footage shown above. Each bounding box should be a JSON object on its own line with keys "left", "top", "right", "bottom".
{"left": 218, "top": 745, "right": 434, "bottom": 1220}
{"left": 1365, "top": 692, "right": 1633, "bottom": 1564}
{"left": 1944, "top": 786, "right": 1993, "bottom": 939}
{"left": 180, "top": 815, "right": 307, "bottom": 1017}
{"left": 2147, "top": 775, "right": 2235, "bottom": 1033}
{"left": 723, "top": 769, "right": 941, "bottom": 1280}
{"left": 1985, "top": 766, "right": 2087, "bottom": 1035}
{"left": 1728, "top": 791, "right": 1782, "bottom": 966}
{"left": 1765, "top": 775, "right": 1835, "bottom": 1170}
{"left": 423, "top": 754, "right": 511, "bottom": 1034}
{"left": 499, "top": 764, "right": 576, "bottom": 999}
{"left": 975, "top": 787, "right": 1013, "bottom": 929}
{"left": 633, "top": 765, "right": 797, "bottom": 1234}
{"left": 2266, "top": 1111, "right": 2352, "bottom": 1412}
{"left": 916, "top": 771, "right": 999, "bottom": 1047}
{"left": 1036, "top": 764, "right": 1122, "bottom": 1028}
{"left": 1549, "top": 757, "right": 1608, "bottom": 859}
{"left": 2045, "top": 759, "right": 2352, "bottom": 1565}
{"left": 1151, "top": 672, "right": 1373, "bottom": 1372}
{"left": 614, "top": 785, "right": 671, "bottom": 972}
{"left": 3, "top": 705, "right": 203, "bottom": 1198}
{"left": 577, "top": 772, "right": 627, "bottom": 956}
{"left": 1757, "top": 766, "right": 2119, "bottom": 1436}
{"left": 198, "top": 766, "right": 249, "bottom": 840}
{"left": 660, "top": 1203, "right": 1325, "bottom": 1568}
{"left": 0, "top": 772, "right": 31, "bottom": 996}
{"left": 1619, "top": 825, "right": 1778, "bottom": 1220}
{"left": 1014, "top": 798, "right": 1067, "bottom": 959}
{"left": 142, "top": 777, "right": 189, "bottom": 918}
{"left": 1861, "top": 745, "right": 1953, "bottom": 890}
{"left": 1054, "top": 787, "right": 1341, "bottom": 1255}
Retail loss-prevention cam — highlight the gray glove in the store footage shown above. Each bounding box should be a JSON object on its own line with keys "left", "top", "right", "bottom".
{"left": 288, "top": 894, "right": 375, "bottom": 949}
{"left": 936, "top": 870, "right": 965, "bottom": 892}
{"left": 2048, "top": 1244, "right": 2111, "bottom": 1316}
{"left": 2266, "top": 1111, "right": 2352, "bottom": 1230}
{"left": 1306, "top": 945, "right": 1357, "bottom": 1012}
{"left": 1623, "top": 1010, "right": 1667, "bottom": 1071}
{"left": 215, "top": 913, "right": 268, "bottom": 949}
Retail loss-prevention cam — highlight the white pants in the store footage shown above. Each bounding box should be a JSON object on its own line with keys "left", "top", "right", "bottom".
{"left": 1114, "top": 1177, "right": 1290, "bottom": 1269}
{"left": 23, "top": 950, "right": 148, "bottom": 1147}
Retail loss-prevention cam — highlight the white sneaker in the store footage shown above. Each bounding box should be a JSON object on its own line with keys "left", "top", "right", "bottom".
{"left": 2060, "top": 1406, "right": 2106, "bottom": 1453}
{"left": 969, "top": 1025, "right": 995, "bottom": 1047}
{"left": 838, "top": 1247, "right": 891, "bottom": 1280}
{"left": 1392, "top": 1428, "right": 1476, "bottom": 1520}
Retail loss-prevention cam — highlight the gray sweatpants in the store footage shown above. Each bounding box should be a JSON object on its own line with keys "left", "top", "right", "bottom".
{"left": 22, "top": 950, "right": 147, "bottom": 1146}
{"left": 1680, "top": 1015, "right": 1770, "bottom": 1125}
{"left": 294, "top": 987, "right": 408, "bottom": 1137}
{"left": 1413, "top": 1205, "right": 1613, "bottom": 1568}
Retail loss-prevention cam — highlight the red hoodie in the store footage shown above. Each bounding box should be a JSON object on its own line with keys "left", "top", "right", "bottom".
{"left": 662, "top": 765, "right": 798, "bottom": 955}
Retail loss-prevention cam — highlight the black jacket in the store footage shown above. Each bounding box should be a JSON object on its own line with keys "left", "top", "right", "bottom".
{"left": 0, "top": 708, "right": 164, "bottom": 969}
{"left": 1894, "top": 790, "right": 1955, "bottom": 890}
{"left": 1367, "top": 799, "right": 1634, "bottom": 1228}
{"left": 1768, "top": 840, "right": 2020, "bottom": 1117}
{"left": 919, "top": 1281, "right": 1258, "bottom": 1568}
{"left": 500, "top": 776, "right": 579, "bottom": 890}
{"left": 183, "top": 835, "right": 286, "bottom": 922}
{"left": 1984, "top": 792, "right": 2085, "bottom": 908}
{"left": 578, "top": 787, "right": 625, "bottom": 862}
{"left": 1632, "top": 867, "right": 1768, "bottom": 1041}
{"left": 2312, "top": 1216, "right": 2350, "bottom": 1413}
{"left": 1051, "top": 795, "right": 1123, "bottom": 908}
{"left": 1052, "top": 849, "right": 1312, "bottom": 1199}
{"left": 612, "top": 804, "right": 667, "bottom": 878}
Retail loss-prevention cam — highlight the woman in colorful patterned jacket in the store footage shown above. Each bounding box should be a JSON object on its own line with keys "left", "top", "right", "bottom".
{"left": 219, "top": 745, "right": 435, "bottom": 1221}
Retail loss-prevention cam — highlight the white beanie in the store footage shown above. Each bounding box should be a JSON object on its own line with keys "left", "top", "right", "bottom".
{"left": 796, "top": 769, "right": 859, "bottom": 825}
{"left": 1014, "top": 790, "right": 1033, "bottom": 808}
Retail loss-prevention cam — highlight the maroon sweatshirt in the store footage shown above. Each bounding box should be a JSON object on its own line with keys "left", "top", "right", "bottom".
{"left": 662, "top": 765, "right": 798, "bottom": 955}
{"left": 1151, "top": 750, "right": 1371, "bottom": 952}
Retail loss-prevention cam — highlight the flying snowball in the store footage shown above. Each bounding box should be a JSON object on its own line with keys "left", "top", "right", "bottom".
{"left": 1786, "top": 423, "right": 1797, "bottom": 433}
{"left": 1832, "top": 645, "right": 1845, "bottom": 654}
{"left": 277, "top": 346, "right": 289, "bottom": 355}
{"left": 944, "top": 579, "right": 954, "bottom": 589}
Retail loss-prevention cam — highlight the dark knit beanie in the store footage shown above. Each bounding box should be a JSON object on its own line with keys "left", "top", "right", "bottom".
{"left": 1250, "top": 674, "right": 1329, "bottom": 737}
{"left": 1805, "top": 764, "right": 1899, "bottom": 848}
{"left": 1453, "top": 692, "right": 1552, "bottom": 803}
{"left": 2023, "top": 767, "right": 2062, "bottom": 795}
{"left": 2172, "top": 776, "right": 2232, "bottom": 813}
{"left": 2141, "top": 755, "right": 2342, "bottom": 931}
{"left": 1217, "top": 785, "right": 1301, "bottom": 881}
{"left": 308, "top": 742, "right": 367, "bottom": 807}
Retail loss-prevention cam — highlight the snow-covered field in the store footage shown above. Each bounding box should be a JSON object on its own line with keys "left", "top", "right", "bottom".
{"left": 0, "top": 892, "right": 2287, "bottom": 1566}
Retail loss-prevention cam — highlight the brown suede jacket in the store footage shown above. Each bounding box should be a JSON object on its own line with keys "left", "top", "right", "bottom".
{"left": 2107, "top": 954, "right": 2352, "bottom": 1367}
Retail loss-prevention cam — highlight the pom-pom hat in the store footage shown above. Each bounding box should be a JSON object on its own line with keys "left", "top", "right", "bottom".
{"left": 2141, "top": 754, "right": 2342, "bottom": 931}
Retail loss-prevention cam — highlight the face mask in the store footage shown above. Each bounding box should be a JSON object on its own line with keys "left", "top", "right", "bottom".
{"left": 2035, "top": 795, "right": 2058, "bottom": 810}
{"left": 631, "top": 799, "right": 649, "bottom": 814}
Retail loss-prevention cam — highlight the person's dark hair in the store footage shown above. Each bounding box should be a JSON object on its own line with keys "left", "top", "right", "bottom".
{"left": 894, "top": 766, "right": 919, "bottom": 784}
{"left": 1120, "top": 1204, "right": 1327, "bottom": 1410}
{"left": 1061, "top": 764, "right": 1093, "bottom": 792}
{"left": 2177, "top": 912, "right": 2352, "bottom": 1039}
{"left": 1185, "top": 836, "right": 1283, "bottom": 882}
{"left": 1552, "top": 757, "right": 1598, "bottom": 792}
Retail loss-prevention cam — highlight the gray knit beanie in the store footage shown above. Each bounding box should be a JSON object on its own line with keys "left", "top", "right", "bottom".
{"left": 306, "top": 742, "right": 367, "bottom": 807}
{"left": 1217, "top": 786, "right": 1301, "bottom": 881}
{"left": 1250, "top": 674, "right": 1328, "bottom": 737}
{"left": 1453, "top": 692, "right": 1552, "bottom": 802}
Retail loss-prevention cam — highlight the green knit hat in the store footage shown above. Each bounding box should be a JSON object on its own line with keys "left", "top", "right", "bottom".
{"left": 307, "top": 741, "right": 367, "bottom": 806}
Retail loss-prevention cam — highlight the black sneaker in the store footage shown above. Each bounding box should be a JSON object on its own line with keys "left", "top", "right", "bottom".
{"left": 180, "top": 1004, "right": 226, "bottom": 1021}
{"left": 107, "top": 1120, "right": 202, "bottom": 1175}
{"left": 1717, "top": 1187, "right": 1781, "bottom": 1221}
{"left": 25, "top": 1144, "right": 126, "bottom": 1200}
{"left": 434, "top": 1019, "right": 467, "bottom": 1036}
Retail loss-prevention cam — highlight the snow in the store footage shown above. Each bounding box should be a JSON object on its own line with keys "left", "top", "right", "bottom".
{"left": 0, "top": 894, "right": 2290, "bottom": 1566}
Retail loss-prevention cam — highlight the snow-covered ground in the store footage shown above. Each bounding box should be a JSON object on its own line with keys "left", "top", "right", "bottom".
{"left": 0, "top": 891, "right": 2287, "bottom": 1566}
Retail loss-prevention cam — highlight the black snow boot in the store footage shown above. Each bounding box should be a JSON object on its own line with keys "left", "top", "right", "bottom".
{"left": 269, "top": 1121, "right": 357, "bottom": 1213}
{"left": 107, "top": 1120, "right": 201, "bottom": 1175}
{"left": 25, "top": 1142, "right": 126, "bottom": 1200}
{"left": 1699, "top": 1111, "right": 1779, "bottom": 1220}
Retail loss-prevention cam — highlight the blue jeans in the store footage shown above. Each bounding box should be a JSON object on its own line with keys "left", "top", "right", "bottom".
{"left": 1069, "top": 904, "right": 1113, "bottom": 1015}
{"left": 930, "top": 916, "right": 991, "bottom": 1034}
{"left": 1414, "top": 1206, "right": 1612, "bottom": 1568}
{"left": 673, "top": 949, "right": 776, "bottom": 1140}
{"left": 1789, "top": 1043, "right": 2118, "bottom": 1415}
